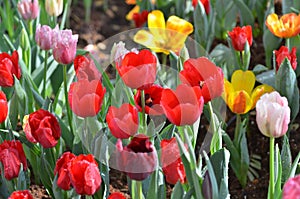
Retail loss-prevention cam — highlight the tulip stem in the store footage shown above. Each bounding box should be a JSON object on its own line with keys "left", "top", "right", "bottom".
{"left": 141, "top": 90, "right": 146, "bottom": 131}
{"left": 269, "top": 137, "right": 275, "bottom": 199}
{"left": 63, "top": 65, "right": 74, "bottom": 136}
{"left": 286, "top": 38, "right": 290, "bottom": 51}
{"left": 136, "top": 181, "right": 144, "bottom": 199}
{"left": 233, "top": 114, "right": 241, "bottom": 146}
{"left": 43, "top": 50, "right": 48, "bottom": 98}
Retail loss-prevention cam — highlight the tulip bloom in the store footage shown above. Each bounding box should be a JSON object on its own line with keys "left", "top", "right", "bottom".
{"left": 74, "top": 55, "right": 101, "bottom": 81}
{"left": 106, "top": 103, "right": 139, "bottom": 139}
{"left": 161, "top": 84, "right": 204, "bottom": 126}
{"left": 108, "top": 192, "right": 126, "bottom": 199}
{"left": 17, "top": 0, "right": 39, "bottom": 20}
{"left": 23, "top": 109, "right": 61, "bottom": 148}
{"left": 222, "top": 70, "right": 274, "bottom": 114}
{"left": 68, "top": 154, "right": 101, "bottom": 195}
{"left": 179, "top": 57, "right": 224, "bottom": 103}
{"left": 192, "top": 0, "right": 210, "bottom": 14}
{"left": 134, "top": 10, "right": 193, "bottom": 54}
{"left": 161, "top": 138, "right": 186, "bottom": 184}
{"left": 52, "top": 28, "right": 78, "bottom": 65}
{"left": 0, "top": 91, "right": 8, "bottom": 123}
{"left": 54, "top": 152, "right": 76, "bottom": 190}
{"left": 45, "top": 0, "right": 63, "bottom": 17}
{"left": 8, "top": 190, "right": 33, "bottom": 199}
{"left": 132, "top": 10, "right": 149, "bottom": 27}
{"left": 283, "top": 175, "right": 300, "bottom": 199}
{"left": 134, "top": 84, "right": 164, "bottom": 115}
{"left": 0, "top": 140, "right": 28, "bottom": 180}
{"left": 265, "top": 13, "right": 300, "bottom": 38}
{"left": 112, "top": 135, "right": 157, "bottom": 181}
{"left": 256, "top": 91, "right": 290, "bottom": 138}
{"left": 68, "top": 79, "right": 106, "bottom": 117}
{"left": 274, "top": 46, "right": 297, "bottom": 71}
{"left": 116, "top": 49, "right": 157, "bottom": 90}
{"left": 0, "top": 51, "right": 21, "bottom": 87}
{"left": 228, "top": 25, "right": 253, "bottom": 51}
{"left": 35, "top": 24, "right": 54, "bottom": 50}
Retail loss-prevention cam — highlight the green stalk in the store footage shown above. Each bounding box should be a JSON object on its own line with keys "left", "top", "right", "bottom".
{"left": 269, "top": 137, "right": 275, "bottom": 199}
{"left": 141, "top": 90, "right": 146, "bottom": 131}
{"left": 286, "top": 38, "right": 290, "bottom": 51}
{"left": 63, "top": 65, "right": 74, "bottom": 135}
{"left": 136, "top": 181, "right": 144, "bottom": 199}
{"left": 43, "top": 50, "right": 49, "bottom": 98}
{"left": 233, "top": 114, "right": 241, "bottom": 146}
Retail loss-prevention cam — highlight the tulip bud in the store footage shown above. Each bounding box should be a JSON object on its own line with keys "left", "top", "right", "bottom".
{"left": 256, "top": 91, "right": 290, "bottom": 138}
{"left": 35, "top": 24, "right": 54, "bottom": 50}
{"left": 45, "top": 0, "right": 63, "bottom": 17}
{"left": 17, "top": 0, "right": 39, "bottom": 20}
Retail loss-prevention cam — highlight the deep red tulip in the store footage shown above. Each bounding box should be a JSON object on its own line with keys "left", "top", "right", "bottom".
{"left": 8, "top": 190, "right": 33, "bottom": 199}
{"left": 113, "top": 135, "right": 157, "bottom": 181}
{"left": 161, "top": 84, "right": 204, "bottom": 126}
{"left": 132, "top": 10, "right": 149, "bottom": 27}
{"left": 68, "top": 154, "right": 101, "bottom": 195}
{"left": 192, "top": 0, "right": 210, "bottom": 14}
{"left": 108, "top": 192, "right": 126, "bottom": 199}
{"left": 134, "top": 84, "right": 164, "bottom": 115}
{"left": 106, "top": 103, "right": 139, "bottom": 139}
{"left": 52, "top": 28, "right": 78, "bottom": 65}
{"left": 179, "top": 57, "right": 224, "bottom": 103}
{"left": 23, "top": 109, "right": 61, "bottom": 148}
{"left": 116, "top": 49, "right": 157, "bottom": 90}
{"left": 228, "top": 25, "right": 252, "bottom": 51}
{"left": 54, "top": 152, "right": 76, "bottom": 190}
{"left": 274, "top": 46, "right": 297, "bottom": 72}
{"left": 0, "top": 91, "right": 8, "bottom": 123}
{"left": 161, "top": 138, "right": 186, "bottom": 184}
{"left": 74, "top": 55, "right": 101, "bottom": 81}
{"left": 68, "top": 79, "right": 106, "bottom": 117}
{"left": 0, "top": 140, "right": 28, "bottom": 180}
{"left": 0, "top": 51, "right": 21, "bottom": 87}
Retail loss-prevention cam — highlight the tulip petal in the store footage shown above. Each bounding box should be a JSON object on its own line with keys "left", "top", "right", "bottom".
{"left": 228, "top": 90, "right": 252, "bottom": 114}
{"left": 250, "top": 84, "right": 274, "bottom": 109}
{"left": 231, "top": 70, "right": 255, "bottom": 95}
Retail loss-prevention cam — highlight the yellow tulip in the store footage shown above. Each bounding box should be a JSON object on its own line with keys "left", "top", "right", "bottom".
{"left": 222, "top": 70, "right": 274, "bottom": 114}
{"left": 265, "top": 13, "right": 300, "bottom": 38}
{"left": 133, "top": 10, "right": 193, "bottom": 54}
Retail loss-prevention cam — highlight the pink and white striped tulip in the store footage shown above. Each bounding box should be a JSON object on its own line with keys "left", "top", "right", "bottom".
{"left": 17, "top": 0, "right": 39, "bottom": 20}
{"left": 256, "top": 91, "right": 290, "bottom": 138}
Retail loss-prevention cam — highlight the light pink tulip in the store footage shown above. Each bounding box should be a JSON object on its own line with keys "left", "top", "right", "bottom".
{"left": 256, "top": 91, "right": 290, "bottom": 138}
{"left": 17, "top": 0, "right": 39, "bottom": 20}
{"left": 35, "top": 24, "right": 53, "bottom": 50}
{"left": 52, "top": 28, "right": 78, "bottom": 65}
{"left": 283, "top": 175, "right": 300, "bottom": 199}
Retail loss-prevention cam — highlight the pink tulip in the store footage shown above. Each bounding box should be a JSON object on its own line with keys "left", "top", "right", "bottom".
{"left": 256, "top": 91, "right": 290, "bottom": 138}
{"left": 17, "top": 0, "right": 39, "bottom": 20}
{"left": 283, "top": 175, "right": 300, "bottom": 199}
{"left": 52, "top": 28, "right": 78, "bottom": 65}
{"left": 35, "top": 24, "right": 53, "bottom": 50}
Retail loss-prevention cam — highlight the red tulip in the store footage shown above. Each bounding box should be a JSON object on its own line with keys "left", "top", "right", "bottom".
{"left": 68, "top": 79, "right": 106, "bottom": 117}
{"left": 228, "top": 25, "right": 252, "bottom": 51}
{"left": 132, "top": 10, "right": 149, "bottom": 27}
{"left": 161, "top": 138, "right": 186, "bottom": 184}
{"left": 54, "top": 152, "right": 76, "bottom": 190}
{"left": 68, "top": 154, "right": 101, "bottom": 195}
{"left": 0, "top": 51, "right": 21, "bottom": 87}
{"left": 179, "top": 57, "right": 224, "bottom": 103}
{"left": 134, "top": 84, "right": 164, "bottom": 115}
{"left": 8, "top": 190, "right": 33, "bottom": 199}
{"left": 112, "top": 135, "right": 157, "bottom": 181}
{"left": 108, "top": 192, "right": 126, "bottom": 199}
{"left": 192, "top": 0, "right": 210, "bottom": 14}
{"left": 116, "top": 49, "right": 157, "bottom": 90}
{"left": 74, "top": 55, "right": 101, "bottom": 81}
{"left": 23, "top": 109, "right": 61, "bottom": 148}
{"left": 274, "top": 46, "right": 297, "bottom": 72}
{"left": 106, "top": 103, "right": 139, "bottom": 139}
{"left": 0, "top": 91, "right": 8, "bottom": 123}
{"left": 161, "top": 84, "right": 204, "bottom": 126}
{"left": 52, "top": 28, "right": 78, "bottom": 65}
{"left": 0, "top": 140, "right": 27, "bottom": 180}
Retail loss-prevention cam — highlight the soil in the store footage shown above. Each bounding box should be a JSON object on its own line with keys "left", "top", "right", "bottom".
{"left": 30, "top": 0, "right": 300, "bottom": 198}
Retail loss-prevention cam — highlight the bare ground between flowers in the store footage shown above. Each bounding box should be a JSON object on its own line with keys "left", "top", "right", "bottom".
{"left": 29, "top": 0, "right": 300, "bottom": 198}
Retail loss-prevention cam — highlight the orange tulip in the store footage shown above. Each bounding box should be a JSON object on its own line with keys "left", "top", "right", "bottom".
{"left": 265, "top": 13, "right": 300, "bottom": 38}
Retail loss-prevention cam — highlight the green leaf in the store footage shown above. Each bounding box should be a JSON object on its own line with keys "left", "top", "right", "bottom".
{"left": 204, "top": 151, "right": 219, "bottom": 199}
{"left": 263, "top": 30, "right": 282, "bottom": 67}
{"left": 274, "top": 144, "right": 283, "bottom": 198}
{"left": 171, "top": 181, "right": 185, "bottom": 199}
{"left": 282, "top": 0, "right": 294, "bottom": 13}
{"left": 281, "top": 135, "right": 292, "bottom": 184}
{"left": 232, "top": 0, "right": 255, "bottom": 26}
{"left": 288, "top": 151, "right": 300, "bottom": 178}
